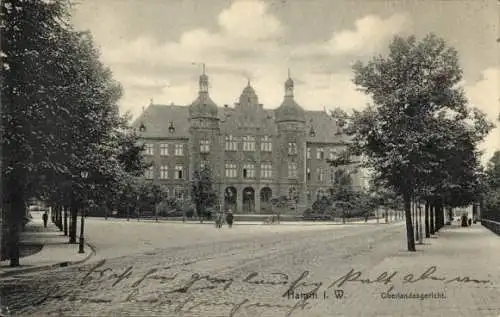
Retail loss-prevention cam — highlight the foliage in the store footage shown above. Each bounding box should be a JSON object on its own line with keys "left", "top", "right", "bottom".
{"left": 483, "top": 151, "right": 500, "bottom": 222}
{"left": 1, "top": 0, "right": 147, "bottom": 263}
{"left": 350, "top": 34, "right": 493, "bottom": 250}
{"left": 191, "top": 166, "right": 218, "bottom": 220}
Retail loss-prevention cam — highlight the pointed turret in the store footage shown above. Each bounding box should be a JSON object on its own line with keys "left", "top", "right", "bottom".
{"left": 189, "top": 64, "right": 218, "bottom": 119}
{"left": 275, "top": 71, "right": 305, "bottom": 123}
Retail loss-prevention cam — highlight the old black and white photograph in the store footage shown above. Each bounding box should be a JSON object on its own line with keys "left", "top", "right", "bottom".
{"left": 0, "top": 0, "right": 499, "bottom": 316}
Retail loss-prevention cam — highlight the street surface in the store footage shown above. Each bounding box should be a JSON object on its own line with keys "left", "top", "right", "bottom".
{"left": 0, "top": 220, "right": 498, "bottom": 317}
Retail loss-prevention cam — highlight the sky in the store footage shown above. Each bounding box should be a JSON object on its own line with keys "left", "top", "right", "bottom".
{"left": 71, "top": 0, "right": 499, "bottom": 164}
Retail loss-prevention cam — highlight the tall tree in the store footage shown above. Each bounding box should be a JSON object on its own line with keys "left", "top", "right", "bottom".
{"left": 350, "top": 34, "right": 489, "bottom": 251}
{"left": 191, "top": 166, "right": 217, "bottom": 223}
{"left": 1, "top": 0, "right": 74, "bottom": 264}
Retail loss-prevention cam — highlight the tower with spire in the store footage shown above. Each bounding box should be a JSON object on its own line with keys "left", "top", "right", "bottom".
{"left": 188, "top": 65, "right": 222, "bottom": 195}
{"left": 274, "top": 70, "right": 307, "bottom": 211}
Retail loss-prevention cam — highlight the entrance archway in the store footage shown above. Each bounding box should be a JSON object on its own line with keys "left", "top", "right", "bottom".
{"left": 242, "top": 187, "right": 255, "bottom": 213}
{"left": 224, "top": 187, "right": 237, "bottom": 212}
{"left": 260, "top": 187, "right": 272, "bottom": 214}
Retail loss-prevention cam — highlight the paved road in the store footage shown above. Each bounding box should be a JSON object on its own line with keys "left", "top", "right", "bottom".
{"left": 80, "top": 217, "right": 390, "bottom": 262}
{"left": 0, "top": 222, "right": 408, "bottom": 316}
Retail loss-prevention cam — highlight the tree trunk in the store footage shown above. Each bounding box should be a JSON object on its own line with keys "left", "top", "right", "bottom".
{"left": 63, "top": 206, "right": 68, "bottom": 236}
{"left": 435, "top": 203, "right": 442, "bottom": 231}
{"left": 429, "top": 203, "right": 435, "bottom": 234}
{"left": 447, "top": 207, "right": 453, "bottom": 224}
{"left": 414, "top": 199, "right": 419, "bottom": 242}
{"left": 5, "top": 192, "right": 25, "bottom": 267}
{"left": 404, "top": 194, "right": 416, "bottom": 252}
{"left": 69, "top": 198, "right": 78, "bottom": 244}
{"left": 425, "top": 201, "right": 430, "bottom": 238}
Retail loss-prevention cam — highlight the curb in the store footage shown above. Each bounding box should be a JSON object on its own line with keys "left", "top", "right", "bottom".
{"left": 0, "top": 242, "right": 96, "bottom": 279}
{"left": 146, "top": 221, "right": 402, "bottom": 226}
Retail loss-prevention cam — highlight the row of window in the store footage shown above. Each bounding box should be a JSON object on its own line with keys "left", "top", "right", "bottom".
{"left": 145, "top": 141, "right": 340, "bottom": 160}
{"left": 225, "top": 135, "right": 272, "bottom": 152}
{"left": 162, "top": 187, "right": 184, "bottom": 200}
{"left": 145, "top": 166, "right": 184, "bottom": 179}
{"left": 307, "top": 147, "right": 339, "bottom": 160}
{"left": 307, "top": 167, "right": 336, "bottom": 182}
{"left": 145, "top": 143, "right": 184, "bottom": 156}
{"left": 224, "top": 163, "right": 274, "bottom": 179}
{"left": 146, "top": 164, "right": 340, "bottom": 182}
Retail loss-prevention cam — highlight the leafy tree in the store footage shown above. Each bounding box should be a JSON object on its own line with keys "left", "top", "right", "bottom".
{"left": 330, "top": 168, "right": 358, "bottom": 223}
{"left": 350, "top": 34, "right": 492, "bottom": 251}
{"left": 270, "top": 195, "right": 288, "bottom": 221}
{"left": 1, "top": 0, "right": 77, "bottom": 264}
{"left": 191, "top": 166, "right": 218, "bottom": 223}
{"left": 483, "top": 151, "right": 500, "bottom": 222}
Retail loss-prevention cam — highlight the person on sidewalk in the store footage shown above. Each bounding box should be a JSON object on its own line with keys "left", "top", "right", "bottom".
{"left": 226, "top": 209, "right": 234, "bottom": 228}
{"left": 42, "top": 211, "right": 48, "bottom": 228}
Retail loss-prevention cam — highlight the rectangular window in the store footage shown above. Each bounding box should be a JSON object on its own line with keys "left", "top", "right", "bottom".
{"left": 242, "top": 164, "right": 255, "bottom": 179}
{"left": 317, "top": 167, "right": 324, "bottom": 181}
{"left": 260, "top": 136, "right": 272, "bottom": 152}
{"left": 260, "top": 163, "right": 272, "bottom": 178}
{"left": 307, "top": 167, "right": 311, "bottom": 181}
{"left": 201, "top": 160, "right": 209, "bottom": 169}
{"left": 145, "top": 166, "right": 154, "bottom": 179}
{"left": 288, "top": 142, "right": 298, "bottom": 155}
{"left": 307, "top": 147, "right": 311, "bottom": 160}
{"left": 225, "top": 163, "right": 237, "bottom": 178}
{"left": 242, "top": 136, "right": 255, "bottom": 152}
{"left": 225, "top": 135, "right": 238, "bottom": 151}
{"left": 160, "top": 143, "right": 169, "bottom": 156}
{"left": 160, "top": 165, "right": 168, "bottom": 179}
{"left": 174, "top": 187, "right": 184, "bottom": 200}
{"left": 288, "top": 162, "right": 297, "bottom": 178}
{"left": 329, "top": 148, "right": 336, "bottom": 160}
{"left": 175, "top": 144, "right": 184, "bottom": 156}
{"left": 200, "top": 137, "right": 210, "bottom": 153}
{"left": 175, "top": 165, "right": 183, "bottom": 179}
{"left": 145, "top": 143, "right": 154, "bottom": 156}
{"left": 317, "top": 147, "right": 324, "bottom": 160}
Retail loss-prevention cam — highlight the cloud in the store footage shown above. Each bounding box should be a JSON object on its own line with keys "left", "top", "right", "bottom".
{"left": 217, "top": 1, "right": 283, "bottom": 41}
{"left": 290, "top": 13, "right": 411, "bottom": 59}
{"left": 74, "top": 1, "right": 411, "bottom": 122}
{"left": 328, "top": 13, "right": 410, "bottom": 55}
{"left": 465, "top": 66, "right": 500, "bottom": 164}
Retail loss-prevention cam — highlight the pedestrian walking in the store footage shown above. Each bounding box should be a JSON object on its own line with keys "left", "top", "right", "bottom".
{"left": 42, "top": 211, "right": 48, "bottom": 228}
{"left": 226, "top": 209, "right": 234, "bottom": 228}
{"left": 215, "top": 211, "right": 224, "bottom": 228}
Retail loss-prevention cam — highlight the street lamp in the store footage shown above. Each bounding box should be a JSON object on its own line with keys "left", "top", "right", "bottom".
{"left": 79, "top": 170, "right": 89, "bottom": 254}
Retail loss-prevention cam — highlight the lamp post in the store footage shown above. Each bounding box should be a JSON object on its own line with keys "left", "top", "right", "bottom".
{"left": 79, "top": 170, "right": 88, "bottom": 254}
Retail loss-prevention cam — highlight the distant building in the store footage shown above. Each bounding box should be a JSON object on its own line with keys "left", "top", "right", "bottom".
{"left": 133, "top": 69, "right": 364, "bottom": 213}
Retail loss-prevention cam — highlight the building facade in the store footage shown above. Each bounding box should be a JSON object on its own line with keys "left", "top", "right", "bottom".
{"left": 133, "top": 70, "right": 364, "bottom": 213}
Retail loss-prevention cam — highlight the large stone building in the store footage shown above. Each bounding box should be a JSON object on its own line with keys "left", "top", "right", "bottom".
{"left": 133, "top": 69, "right": 365, "bottom": 213}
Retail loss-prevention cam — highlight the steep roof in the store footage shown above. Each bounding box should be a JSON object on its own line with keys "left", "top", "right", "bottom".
{"left": 133, "top": 104, "right": 191, "bottom": 138}
{"left": 275, "top": 97, "right": 306, "bottom": 123}
{"left": 188, "top": 92, "right": 218, "bottom": 119}
{"left": 133, "top": 104, "right": 349, "bottom": 144}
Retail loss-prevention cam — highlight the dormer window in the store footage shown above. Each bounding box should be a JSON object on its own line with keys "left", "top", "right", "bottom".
{"left": 139, "top": 122, "right": 146, "bottom": 132}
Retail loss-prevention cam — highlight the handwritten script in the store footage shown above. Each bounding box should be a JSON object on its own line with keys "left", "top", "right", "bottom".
{"left": 33, "top": 261, "right": 492, "bottom": 317}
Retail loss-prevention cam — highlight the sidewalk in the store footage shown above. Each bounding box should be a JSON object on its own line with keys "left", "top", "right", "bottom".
{"left": 305, "top": 223, "right": 500, "bottom": 317}
{"left": 0, "top": 213, "right": 95, "bottom": 278}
